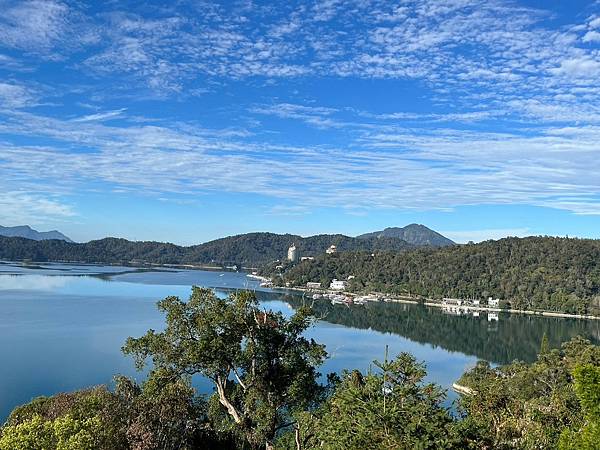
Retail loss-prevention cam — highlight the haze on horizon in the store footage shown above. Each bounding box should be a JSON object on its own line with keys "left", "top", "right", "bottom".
{"left": 1, "top": 0, "right": 600, "bottom": 245}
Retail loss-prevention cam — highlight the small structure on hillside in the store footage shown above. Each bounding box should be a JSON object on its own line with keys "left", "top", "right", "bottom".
{"left": 326, "top": 245, "right": 337, "bottom": 254}
{"left": 306, "top": 282, "right": 322, "bottom": 289}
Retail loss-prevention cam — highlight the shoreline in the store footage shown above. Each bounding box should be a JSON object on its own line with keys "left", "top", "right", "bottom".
{"left": 274, "top": 285, "right": 600, "bottom": 321}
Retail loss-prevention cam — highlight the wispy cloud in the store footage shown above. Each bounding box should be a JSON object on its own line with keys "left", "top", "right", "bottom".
{"left": 0, "top": 81, "right": 36, "bottom": 108}
{"left": 72, "top": 109, "right": 127, "bottom": 122}
{"left": 1, "top": 0, "right": 600, "bottom": 224}
{"left": 2, "top": 106, "right": 600, "bottom": 216}
{"left": 0, "top": 191, "right": 75, "bottom": 225}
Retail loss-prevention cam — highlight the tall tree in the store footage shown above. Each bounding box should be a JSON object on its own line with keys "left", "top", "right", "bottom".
{"left": 291, "top": 351, "right": 458, "bottom": 449}
{"left": 123, "top": 287, "right": 327, "bottom": 450}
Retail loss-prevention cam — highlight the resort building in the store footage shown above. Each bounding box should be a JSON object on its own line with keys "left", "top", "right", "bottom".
{"left": 442, "top": 298, "right": 463, "bottom": 306}
{"left": 326, "top": 245, "right": 337, "bottom": 254}
{"left": 330, "top": 279, "right": 347, "bottom": 290}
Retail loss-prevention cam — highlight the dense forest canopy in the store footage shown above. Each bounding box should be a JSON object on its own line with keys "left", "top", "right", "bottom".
{"left": 0, "top": 233, "right": 412, "bottom": 267}
{"left": 272, "top": 236, "right": 600, "bottom": 315}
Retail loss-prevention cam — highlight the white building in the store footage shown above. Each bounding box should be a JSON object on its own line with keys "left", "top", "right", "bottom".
{"left": 326, "top": 245, "right": 337, "bottom": 254}
{"left": 488, "top": 297, "right": 500, "bottom": 308}
{"left": 301, "top": 256, "right": 314, "bottom": 261}
{"left": 443, "top": 298, "right": 463, "bottom": 306}
{"left": 287, "top": 244, "right": 298, "bottom": 262}
{"left": 330, "top": 279, "right": 347, "bottom": 290}
{"left": 306, "top": 282, "right": 322, "bottom": 289}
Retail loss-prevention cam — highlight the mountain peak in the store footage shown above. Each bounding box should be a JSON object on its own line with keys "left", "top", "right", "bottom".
{"left": 357, "top": 224, "right": 454, "bottom": 247}
{"left": 0, "top": 225, "right": 74, "bottom": 243}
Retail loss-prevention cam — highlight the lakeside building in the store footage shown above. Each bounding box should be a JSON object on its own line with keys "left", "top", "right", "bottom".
{"left": 488, "top": 297, "right": 500, "bottom": 307}
{"left": 287, "top": 244, "right": 298, "bottom": 262}
{"left": 306, "top": 282, "right": 322, "bottom": 289}
{"left": 326, "top": 245, "right": 337, "bottom": 254}
{"left": 301, "top": 256, "right": 314, "bottom": 261}
{"left": 443, "top": 298, "right": 464, "bottom": 306}
{"left": 330, "top": 279, "right": 347, "bottom": 290}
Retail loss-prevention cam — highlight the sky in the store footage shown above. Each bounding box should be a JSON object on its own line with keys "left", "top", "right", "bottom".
{"left": 1, "top": 0, "right": 600, "bottom": 245}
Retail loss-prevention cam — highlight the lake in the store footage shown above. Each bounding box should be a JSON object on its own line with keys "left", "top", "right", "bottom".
{"left": 1, "top": 261, "right": 599, "bottom": 421}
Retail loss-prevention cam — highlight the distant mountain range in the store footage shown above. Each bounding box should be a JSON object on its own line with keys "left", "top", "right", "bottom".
{"left": 0, "top": 224, "right": 453, "bottom": 267}
{"left": 358, "top": 224, "right": 455, "bottom": 247}
{"left": 0, "top": 225, "right": 73, "bottom": 243}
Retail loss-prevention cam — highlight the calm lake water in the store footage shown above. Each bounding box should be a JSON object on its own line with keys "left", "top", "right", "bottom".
{"left": 1, "top": 261, "right": 599, "bottom": 421}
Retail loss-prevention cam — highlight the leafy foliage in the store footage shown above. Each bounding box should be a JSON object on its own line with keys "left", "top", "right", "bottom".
{"left": 0, "top": 375, "right": 220, "bottom": 450}
{"left": 0, "top": 414, "right": 103, "bottom": 450}
{"left": 288, "top": 352, "right": 459, "bottom": 450}
{"left": 559, "top": 364, "right": 600, "bottom": 450}
{"left": 122, "top": 288, "right": 327, "bottom": 449}
{"left": 457, "top": 337, "right": 600, "bottom": 449}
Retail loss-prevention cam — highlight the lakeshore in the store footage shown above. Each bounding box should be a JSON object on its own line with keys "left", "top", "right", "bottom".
{"left": 265, "top": 282, "right": 600, "bottom": 321}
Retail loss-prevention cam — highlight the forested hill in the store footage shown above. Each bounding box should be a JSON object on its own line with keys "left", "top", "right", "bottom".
{"left": 275, "top": 236, "right": 600, "bottom": 315}
{"left": 0, "top": 232, "right": 413, "bottom": 267}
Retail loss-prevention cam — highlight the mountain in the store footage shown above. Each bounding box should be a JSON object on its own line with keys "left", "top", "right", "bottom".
{"left": 0, "top": 232, "right": 413, "bottom": 267}
{"left": 0, "top": 225, "right": 73, "bottom": 243}
{"left": 358, "top": 224, "right": 454, "bottom": 247}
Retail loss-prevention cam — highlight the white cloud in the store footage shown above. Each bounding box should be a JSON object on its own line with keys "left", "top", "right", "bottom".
{"left": 72, "top": 109, "right": 127, "bottom": 122}
{"left": 588, "top": 16, "right": 600, "bottom": 29}
{"left": 582, "top": 30, "right": 600, "bottom": 43}
{"left": 552, "top": 57, "right": 600, "bottom": 78}
{"left": 2, "top": 0, "right": 600, "bottom": 222}
{"left": 0, "top": 0, "right": 68, "bottom": 52}
{"left": 0, "top": 191, "right": 75, "bottom": 225}
{"left": 2, "top": 106, "right": 600, "bottom": 216}
{"left": 0, "top": 82, "right": 35, "bottom": 108}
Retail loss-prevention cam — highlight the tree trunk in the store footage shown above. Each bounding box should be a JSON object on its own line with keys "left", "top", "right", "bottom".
{"left": 216, "top": 375, "right": 242, "bottom": 424}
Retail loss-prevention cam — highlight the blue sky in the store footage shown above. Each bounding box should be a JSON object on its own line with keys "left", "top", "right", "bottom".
{"left": 1, "top": 0, "right": 600, "bottom": 244}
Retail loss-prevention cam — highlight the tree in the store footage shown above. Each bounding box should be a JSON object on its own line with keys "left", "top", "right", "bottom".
{"left": 122, "top": 287, "right": 327, "bottom": 450}
{"left": 559, "top": 364, "right": 600, "bottom": 450}
{"left": 0, "top": 414, "right": 103, "bottom": 450}
{"left": 457, "top": 337, "right": 600, "bottom": 449}
{"left": 290, "top": 351, "right": 459, "bottom": 449}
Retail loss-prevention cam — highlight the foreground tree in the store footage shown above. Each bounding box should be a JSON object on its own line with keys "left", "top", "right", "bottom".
{"left": 458, "top": 337, "right": 600, "bottom": 449}
{"left": 0, "top": 371, "right": 217, "bottom": 450}
{"left": 286, "top": 351, "right": 459, "bottom": 449}
{"left": 123, "top": 287, "right": 327, "bottom": 450}
{"left": 559, "top": 364, "right": 600, "bottom": 450}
